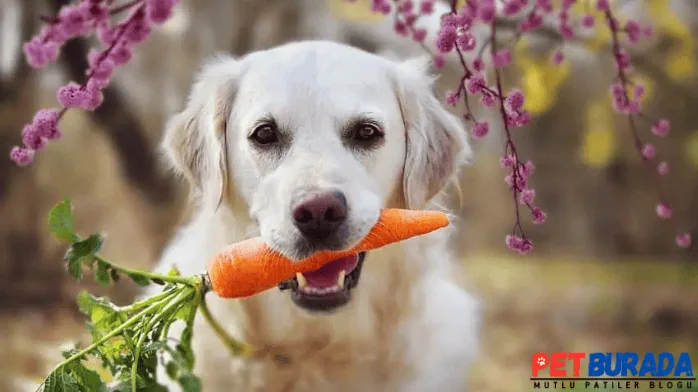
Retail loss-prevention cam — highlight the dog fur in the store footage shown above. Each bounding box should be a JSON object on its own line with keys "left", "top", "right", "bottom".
{"left": 151, "top": 40, "right": 481, "bottom": 392}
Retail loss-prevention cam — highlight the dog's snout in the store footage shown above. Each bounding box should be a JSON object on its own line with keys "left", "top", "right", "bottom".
{"left": 291, "top": 190, "right": 347, "bottom": 242}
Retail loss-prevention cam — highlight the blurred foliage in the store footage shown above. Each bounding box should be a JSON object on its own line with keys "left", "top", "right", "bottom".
{"left": 328, "top": 0, "right": 387, "bottom": 23}
{"left": 581, "top": 99, "right": 616, "bottom": 167}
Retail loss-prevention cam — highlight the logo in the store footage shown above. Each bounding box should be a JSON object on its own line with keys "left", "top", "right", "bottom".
{"left": 530, "top": 352, "right": 695, "bottom": 390}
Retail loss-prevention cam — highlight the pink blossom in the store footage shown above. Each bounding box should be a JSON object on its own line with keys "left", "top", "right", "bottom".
{"left": 531, "top": 207, "right": 547, "bottom": 224}
{"left": 445, "top": 91, "right": 458, "bottom": 106}
{"left": 493, "top": 49, "right": 511, "bottom": 68}
{"left": 57, "top": 82, "right": 95, "bottom": 110}
{"left": 596, "top": 0, "right": 610, "bottom": 11}
{"left": 88, "top": 50, "right": 114, "bottom": 81}
{"left": 675, "top": 233, "right": 692, "bottom": 248}
{"left": 505, "top": 173, "right": 528, "bottom": 190}
{"left": 32, "top": 109, "right": 60, "bottom": 140}
{"left": 651, "top": 119, "right": 670, "bottom": 137}
{"left": 508, "top": 110, "right": 531, "bottom": 127}
{"left": 109, "top": 43, "right": 133, "bottom": 66}
{"left": 657, "top": 161, "right": 669, "bottom": 176}
{"left": 22, "top": 125, "right": 47, "bottom": 151}
{"left": 466, "top": 75, "right": 486, "bottom": 94}
{"left": 433, "top": 54, "right": 446, "bottom": 69}
{"left": 625, "top": 19, "right": 642, "bottom": 44}
{"left": 506, "top": 235, "right": 533, "bottom": 255}
{"left": 394, "top": 20, "right": 408, "bottom": 36}
{"left": 23, "top": 39, "right": 59, "bottom": 69}
{"left": 614, "top": 48, "right": 631, "bottom": 71}
{"left": 656, "top": 203, "right": 672, "bottom": 219}
{"left": 472, "top": 58, "right": 484, "bottom": 72}
{"left": 526, "top": 12, "right": 544, "bottom": 30}
{"left": 412, "top": 28, "right": 427, "bottom": 42}
{"left": 124, "top": 8, "right": 152, "bottom": 43}
{"left": 519, "top": 188, "right": 536, "bottom": 204}
{"left": 96, "top": 22, "right": 118, "bottom": 45}
{"left": 521, "top": 160, "right": 536, "bottom": 176}
{"left": 582, "top": 14, "right": 595, "bottom": 28}
{"left": 10, "top": 147, "right": 34, "bottom": 166}
{"left": 642, "top": 25, "right": 653, "bottom": 38}
{"left": 419, "top": 0, "right": 434, "bottom": 14}
{"left": 442, "top": 14, "right": 471, "bottom": 30}
{"left": 505, "top": 89, "right": 525, "bottom": 111}
{"left": 480, "top": 93, "right": 496, "bottom": 108}
{"left": 478, "top": 3, "right": 496, "bottom": 23}
{"left": 472, "top": 121, "right": 490, "bottom": 139}
{"left": 436, "top": 25, "right": 458, "bottom": 53}
{"left": 632, "top": 84, "right": 645, "bottom": 99}
{"left": 457, "top": 33, "right": 477, "bottom": 52}
{"left": 503, "top": 1, "right": 523, "bottom": 16}
{"left": 641, "top": 143, "right": 655, "bottom": 160}
{"left": 398, "top": 0, "right": 414, "bottom": 13}
{"left": 557, "top": 22, "right": 575, "bottom": 39}
{"left": 371, "top": 0, "right": 391, "bottom": 14}
{"left": 57, "top": 3, "right": 91, "bottom": 38}
{"left": 536, "top": 0, "right": 553, "bottom": 13}
{"left": 552, "top": 50, "right": 564, "bottom": 65}
{"left": 500, "top": 155, "right": 516, "bottom": 168}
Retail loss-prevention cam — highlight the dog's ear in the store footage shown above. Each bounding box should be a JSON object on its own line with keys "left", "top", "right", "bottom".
{"left": 394, "top": 57, "right": 472, "bottom": 209}
{"left": 162, "top": 54, "right": 238, "bottom": 207}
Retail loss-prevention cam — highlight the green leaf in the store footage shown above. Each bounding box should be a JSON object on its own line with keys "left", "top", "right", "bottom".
{"left": 70, "top": 234, "right": 104, "bottom": 259}
{"left": 165, "top": 361, "right": 179, "bottom": 380}
{"left": 48, "top": 200, "right": 77, "bottom": 242}
{"left": 66, "top": 252, "right": 83, "bottom": 281}
{"left": 178, "top": 373, "right": 201, "bottom": 392}
{"left": 167, "top": 267, "right": 181, "bottom": 277}
{"left": 65, "top": 360, "right": 107, "bottom": 392}
{"left": 174, "top": 302, "right": 197, "bottom": 323}
{"left": 95, "top": 261, "right": 112, "bottom": 287}
{"left": 127, "top": 272, "right": 151, "bottom": 287}
{"left": 151, "top": 278, "right": 165, "bottom": 285}
{"left": 43, "top": 368, "right": 81, "bottom": 392}
{"left": 64, "top": 234, "right": 104, "bottom": 282}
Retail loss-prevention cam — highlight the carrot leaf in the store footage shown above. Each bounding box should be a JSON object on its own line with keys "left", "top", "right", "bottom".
{"left": 38, "top": 199, "right": 247, "bottom": 392}
{"left": 48, "top": 199, "right": 78, "bottom": 242}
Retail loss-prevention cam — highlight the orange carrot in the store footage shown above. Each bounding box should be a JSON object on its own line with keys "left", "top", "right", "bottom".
{"left": 207, "top": 209, "right": 449, "bottom": 298}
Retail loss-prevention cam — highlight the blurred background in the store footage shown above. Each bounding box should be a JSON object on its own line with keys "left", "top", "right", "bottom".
{"left": 0, "top": 0, "right": 697, "bottom": 391}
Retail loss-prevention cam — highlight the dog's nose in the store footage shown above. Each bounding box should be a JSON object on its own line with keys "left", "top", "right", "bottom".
{"left": 291, "top": 190, "right": 347, "bottom": 242}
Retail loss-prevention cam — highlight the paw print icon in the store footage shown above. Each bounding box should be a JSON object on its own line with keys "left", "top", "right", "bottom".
{"left": 537, "top": 357, "right": 546, "bottom": 367}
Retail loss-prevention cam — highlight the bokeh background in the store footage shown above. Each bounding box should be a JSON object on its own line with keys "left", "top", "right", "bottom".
{"left": 0, "top": 0, "right": 697, "bottom": 391}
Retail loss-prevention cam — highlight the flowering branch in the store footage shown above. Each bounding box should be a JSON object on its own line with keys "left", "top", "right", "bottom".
{"left": 9, "top": 0, "right": 178, "bottom": 166}
{"left": 366, "top": 0, "right": 691, "bottom": 253}
{"left": 9, "top": 0, "right": 693, "bottom": 254}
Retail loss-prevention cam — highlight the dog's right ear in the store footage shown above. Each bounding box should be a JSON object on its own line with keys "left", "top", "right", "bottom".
{"left": 161, "top": 55, "right": 239, "bottom": 207}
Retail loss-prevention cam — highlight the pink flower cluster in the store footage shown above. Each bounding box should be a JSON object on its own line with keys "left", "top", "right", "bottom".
{"left": 599, "top": 5, "right": 690, "bottom": 249}
{"left": 369, "top": 0, "right": 692, "bottom": 253}
{"left": 10, "top": 0, "right": 178, "bottom": 166}
{"left": 371, "top": 0, "right": 436, "bottom": 61}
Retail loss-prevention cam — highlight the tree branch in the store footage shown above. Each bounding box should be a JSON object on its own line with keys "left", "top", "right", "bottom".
{"left": 49, "top": 0, "right": 175, "bottom": 205}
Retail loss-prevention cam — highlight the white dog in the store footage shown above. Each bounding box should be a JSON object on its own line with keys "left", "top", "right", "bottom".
{"left": 152, "top": 40, "right": 481, "bottom": 392}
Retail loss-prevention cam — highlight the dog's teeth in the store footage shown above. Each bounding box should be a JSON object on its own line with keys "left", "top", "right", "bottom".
{"left": 296, "top": 273, "right": 307, "bottom": 289}
{"left": 337, "top": 270, "right": 346, "bottom": 288}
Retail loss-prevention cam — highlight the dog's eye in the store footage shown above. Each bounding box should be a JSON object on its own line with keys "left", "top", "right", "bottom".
{"left": 250, "top": 123, "right": 279, "bottom": 146}
{"left": 352, "top": 123, "right": 383, "bottom": 143}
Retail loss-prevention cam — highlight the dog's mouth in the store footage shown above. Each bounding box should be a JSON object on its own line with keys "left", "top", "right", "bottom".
{"left": 278, "top": 252, "right": 366, "bottom": 312}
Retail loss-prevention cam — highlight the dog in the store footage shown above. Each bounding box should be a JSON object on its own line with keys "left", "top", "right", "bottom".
{"left": 151, "top": 40, "right": 481, "bottom": 392}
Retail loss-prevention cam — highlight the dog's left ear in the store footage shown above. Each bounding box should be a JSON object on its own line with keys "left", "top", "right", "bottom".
{"left": 394, "top": 57, "right": 472, "bottom": 209}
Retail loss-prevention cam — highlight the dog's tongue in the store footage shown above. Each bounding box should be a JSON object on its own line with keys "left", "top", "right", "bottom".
{"left": 302, "top": 255, "right": 359, "bottom": 288}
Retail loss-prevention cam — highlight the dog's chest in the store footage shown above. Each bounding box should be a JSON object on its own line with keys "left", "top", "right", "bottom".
{"left": 229, "top": 335, "right": 414, "bottom": 392}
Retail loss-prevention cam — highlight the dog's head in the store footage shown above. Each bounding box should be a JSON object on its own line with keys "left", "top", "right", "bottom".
{"left": 163, "top": 41, "right": 471, "bottom": 313}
